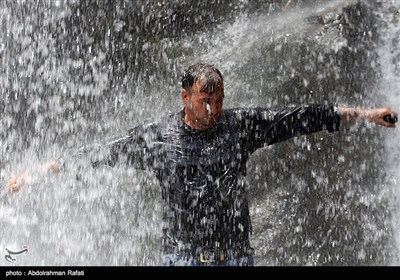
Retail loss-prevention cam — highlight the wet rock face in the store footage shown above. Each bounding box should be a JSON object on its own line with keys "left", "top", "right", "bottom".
{"left": 66, "top": 0, "right": 305, "bottom": 41}
{"left": 59, "top": 0, "right": 353, "bottom": 86}
{"left": 244, "top": 1, "right": 397, "bottom": 266}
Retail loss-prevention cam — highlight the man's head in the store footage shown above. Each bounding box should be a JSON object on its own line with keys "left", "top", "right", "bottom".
{"left": 181, "top": 63, "right": 224, "bottom": 130}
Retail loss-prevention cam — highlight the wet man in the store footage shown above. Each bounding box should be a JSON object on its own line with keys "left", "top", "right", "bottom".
{"left": 5, "top": 63, "right": 398, "bottom": 266}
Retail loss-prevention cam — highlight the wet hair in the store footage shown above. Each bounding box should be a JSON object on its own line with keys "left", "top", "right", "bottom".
{"left": 181, "top": 63, "right": 224, "bottom": 94}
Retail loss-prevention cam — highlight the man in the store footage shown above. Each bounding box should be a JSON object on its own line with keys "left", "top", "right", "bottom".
{"left": 5, "top": 63, "right": 398, "bottom": 266}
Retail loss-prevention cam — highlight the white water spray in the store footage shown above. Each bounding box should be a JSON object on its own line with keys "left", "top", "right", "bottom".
{"left": 376, "top": 0, "right": 400, "bottom": 265}
{"left": 1, "top": 0, "right": 399, "bottom": 266}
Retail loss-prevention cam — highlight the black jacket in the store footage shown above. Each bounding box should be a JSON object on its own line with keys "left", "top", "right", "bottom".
{"left": 99, "top": 104, "right": 341, "bottom": 256}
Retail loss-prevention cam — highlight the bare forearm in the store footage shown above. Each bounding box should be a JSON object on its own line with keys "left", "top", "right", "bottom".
{"left": 339, "top": 107, "right": 369, "bottom": 121}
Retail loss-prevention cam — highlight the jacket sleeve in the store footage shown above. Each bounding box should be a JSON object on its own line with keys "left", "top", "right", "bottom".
{"left": 92, "top": 124, "right": 156, "bottom": 169}
{"left": 246, "top": 104, "right": 341, "bottom": 148}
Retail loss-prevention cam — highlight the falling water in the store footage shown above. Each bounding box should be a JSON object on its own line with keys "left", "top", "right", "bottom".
{"left": 377, "top": 0, "right": 400, "bottom": 266}
{"left": 1, "top": 0, "right": 399, "bottom": 266}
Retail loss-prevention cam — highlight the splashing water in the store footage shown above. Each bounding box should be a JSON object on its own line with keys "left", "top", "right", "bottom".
{"left": 376, "top": 0, "right": 400, "bottom": 265}
{"left": 1, "top": 0, "right": 400, "bottom": 266}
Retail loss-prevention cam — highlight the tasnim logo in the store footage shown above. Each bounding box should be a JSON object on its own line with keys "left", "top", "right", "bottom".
{"left": 4, "top": 245, "right": 28, "bottom": 263}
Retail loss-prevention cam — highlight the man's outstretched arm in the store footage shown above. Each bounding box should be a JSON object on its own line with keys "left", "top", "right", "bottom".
{"left": 339, "top": 107, "right": 398, "bottom": 128}
{"left": 4, "top": 127, "right": 150, "bottom": 192}
{"left": 5, "top": 161, "right": 61, "bottom": 192}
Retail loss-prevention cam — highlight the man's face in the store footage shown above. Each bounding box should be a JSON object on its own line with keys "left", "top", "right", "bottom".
{"left": 182, "top": 79, "right": 224, "bottom": 130}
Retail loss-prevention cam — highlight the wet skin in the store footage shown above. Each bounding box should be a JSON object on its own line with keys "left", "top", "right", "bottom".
{"left": 182, "top": 79, "right": 224, "bottom": 131}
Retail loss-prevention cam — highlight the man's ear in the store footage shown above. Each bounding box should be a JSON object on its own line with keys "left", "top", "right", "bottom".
{"left": 181, "top": 88, "right": 189, "bottom": 105}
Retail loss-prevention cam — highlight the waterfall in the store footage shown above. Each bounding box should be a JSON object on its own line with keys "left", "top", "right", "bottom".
{"left": 1, "top": 0, "right": 399, "bottom": 266}
{"left": 376, "top": 0, "right": 400, "bottom": 266}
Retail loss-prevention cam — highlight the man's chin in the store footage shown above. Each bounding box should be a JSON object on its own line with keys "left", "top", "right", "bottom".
{"left": 206, "top": 117, "right": 217, "bottom": 125}
{"left": 197, "top": 121, "right": 214, "bottom": 130}
{"left": 193, "top": 117, "right": 217, "bottom": 130}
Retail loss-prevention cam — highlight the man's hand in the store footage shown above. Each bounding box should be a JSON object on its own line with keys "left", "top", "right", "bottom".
{"left": 5, "top": 161, "right": 61, "bottom": 193}
{"left": 5, "top": 172, "right": 29, "bottom": 192}
{"left": 339, "top": 107, "right": 398, "bottom": 128}
{"left": 365, "top": 107, "right": 398, "bottom": 128}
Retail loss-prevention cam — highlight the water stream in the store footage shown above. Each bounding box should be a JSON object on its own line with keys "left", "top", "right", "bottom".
{"left": 1, "top": 0, "right": 399, "bottom": 266}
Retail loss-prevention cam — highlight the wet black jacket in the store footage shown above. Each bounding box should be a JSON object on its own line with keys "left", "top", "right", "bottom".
{"left": 102, "top": 104, "right": 340, "bottom": 256}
